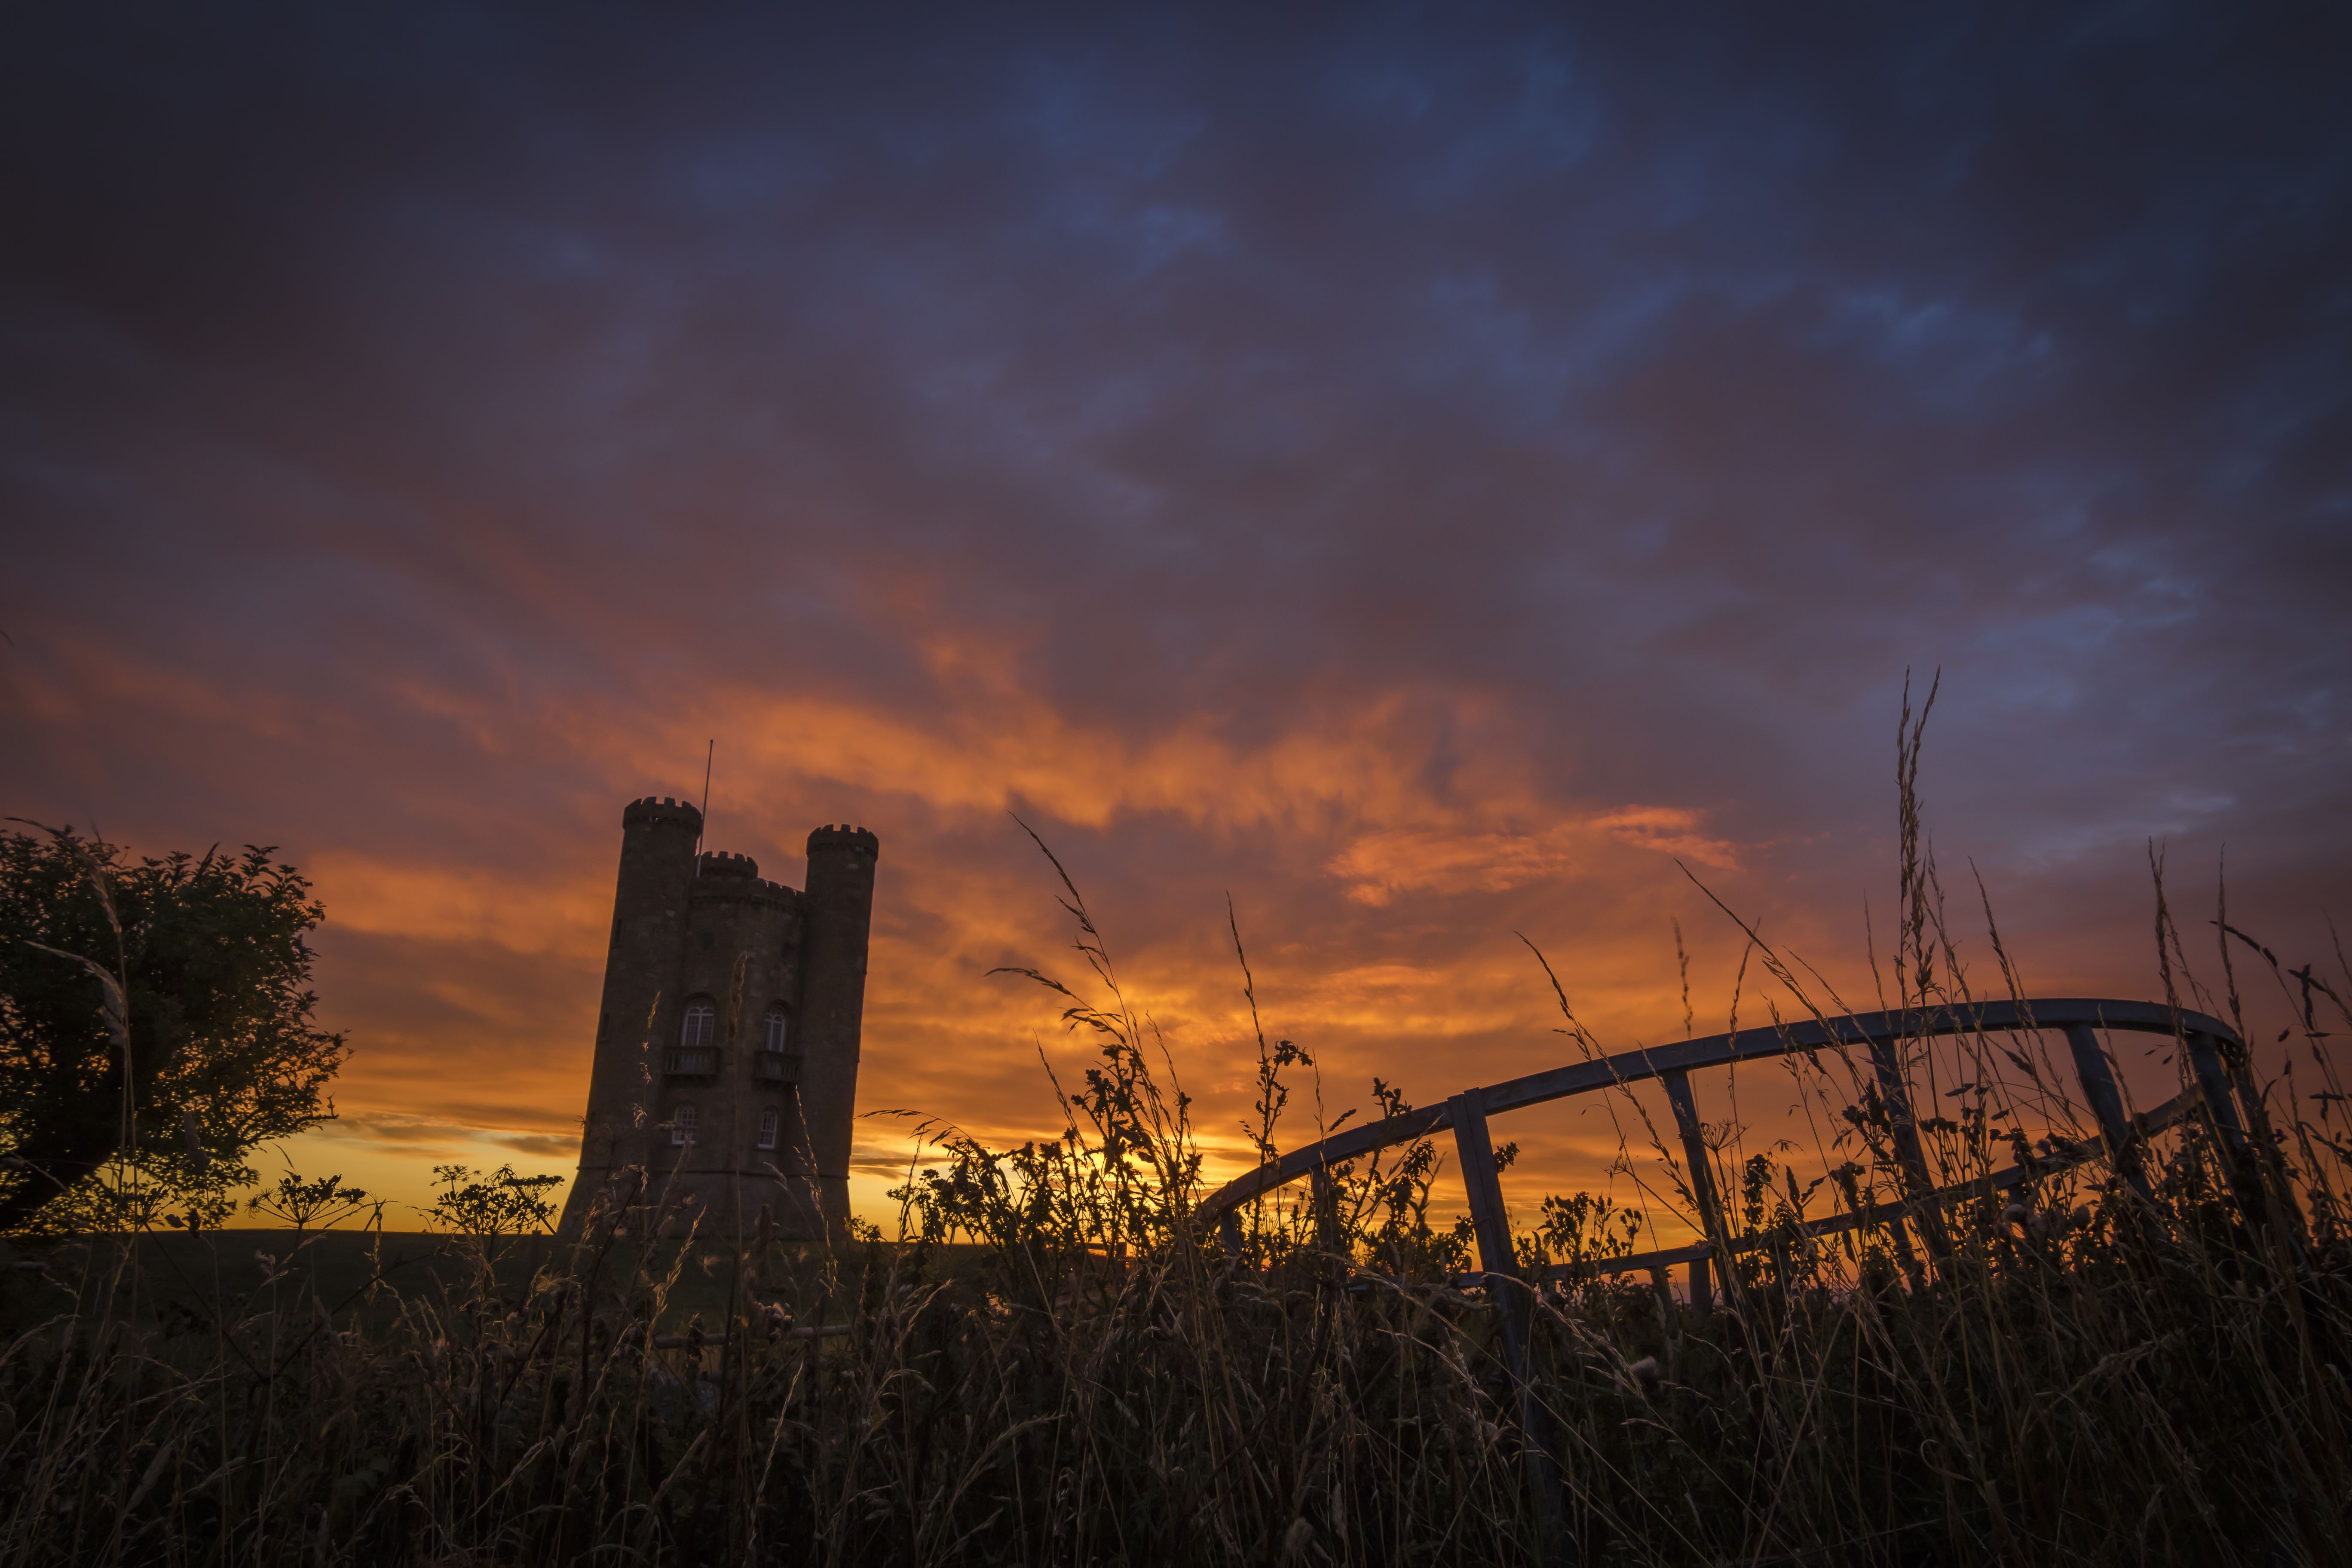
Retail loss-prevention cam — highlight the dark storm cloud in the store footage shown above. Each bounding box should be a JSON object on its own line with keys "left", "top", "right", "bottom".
{"left": 3, "top": 3, "right": 2346, "bottom": 1213}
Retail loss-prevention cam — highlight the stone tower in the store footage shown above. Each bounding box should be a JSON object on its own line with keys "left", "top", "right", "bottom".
{"left": 557, "top": 797, "right": 878, "bottom": 1238}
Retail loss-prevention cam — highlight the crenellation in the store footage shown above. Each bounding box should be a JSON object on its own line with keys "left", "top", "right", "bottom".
{"left": 698, "top": 850, "right": 759, "bottom": 877}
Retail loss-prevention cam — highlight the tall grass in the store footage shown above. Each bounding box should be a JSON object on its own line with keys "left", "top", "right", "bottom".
{"left": 4, "top": 776, "right": 2348, "bottom": 1564}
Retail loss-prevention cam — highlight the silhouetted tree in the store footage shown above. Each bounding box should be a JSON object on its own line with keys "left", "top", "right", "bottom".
{"left": 0, "top": 824, "right": 347, "bottom": 1232}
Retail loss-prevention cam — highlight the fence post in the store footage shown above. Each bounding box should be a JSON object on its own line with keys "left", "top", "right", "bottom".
{"left": 1647, "top": 1266, "right": 1676, "bottom": 1372}
{"left": 1867, "top": 1031, "right": 1952, "bottom": 1262}
{"left": 2061, "top": 1023, "right": 2153, "bottom": 1205}
{"left": 1309, "top": 1164, "right": 1341, "bottom": 1254}
{"left": 2180, "top": 1026, "right": 2272, "bottom": 1228}
{"left": 1660, "top": 1069, "right": 1727, "bottom": 1315}
{"left": 1450, "top": 1087, "right": 1576, "bottom": 1568}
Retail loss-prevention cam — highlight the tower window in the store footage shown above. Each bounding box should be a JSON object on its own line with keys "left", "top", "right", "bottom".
{"left": 758, "top": 1107, "right": 780, "bottom": 1150}
{"left": 680, "top": 1001, "right": 716, "bottom": 1051}
{"left": 671, "top": 1104, "right": 698, "bottom": 1146}
{"left": 762, "top": 1005, "right": 790, "bottom": 1053}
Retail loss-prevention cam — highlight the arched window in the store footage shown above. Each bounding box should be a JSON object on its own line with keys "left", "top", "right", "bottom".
{"left": 758, "top": 1106, "right": 780, "bottom": 1150}
{"left": 762, "top": 1004, "right": 790, "bottom": 1053}
{"left": 671, "top": 1104, "right": 697, "bottom": 1146}
{"left": 680, "top": 1000, "right": 717, "bottom": 1052}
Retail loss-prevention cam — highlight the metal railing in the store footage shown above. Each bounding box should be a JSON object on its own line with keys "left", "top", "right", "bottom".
{"left": 1199, "top": 997, "right": 2258, "bottom": 1302}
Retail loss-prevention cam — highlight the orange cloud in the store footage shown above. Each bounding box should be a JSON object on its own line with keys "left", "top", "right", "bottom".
{"left": 309, "top": 852, "right": 610, "bottom": 956}
{"left": 1326, "top": 805, "right": 1738, "bottom": 906}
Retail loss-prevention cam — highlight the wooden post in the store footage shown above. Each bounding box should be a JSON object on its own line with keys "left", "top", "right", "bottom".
{"left": 1450, "top": 1087, "right": 1576, "bottom": 1568}
{"left": 1661, "top": 1069, "right": 1729, "bottom": 1314}
{"left": 1883, "top": 1199, "right": 1925, "bottom": 1294}
{"left": 1309, "top": 1164, "right": 1341, "bottom": 1254}
{"left": 2180, "top": 1029, "right": 2251, "bottom": 1151}
{"left": 2180, "top": 1027, "right": 2269, "bottom": 1226}
{"left": 1218, "top": 1205, "right": 1242, "bottom": 1260}
{"left": 1648, "top": 1266, "right": 1675, "bottom": 1377}
{"left": 2062, "top": 1023, "right": 2153, "bottom": 1205}
{"left": 1867, "top": 1033, "right": 1951, "bottom": 1262}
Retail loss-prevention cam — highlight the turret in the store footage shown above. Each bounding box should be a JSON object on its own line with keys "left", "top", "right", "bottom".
{"left": 557, "top": 796, "right": 700, "bottom": 1233}
{"left": 793, "top": 824, "right": 879, "bottom": 1234}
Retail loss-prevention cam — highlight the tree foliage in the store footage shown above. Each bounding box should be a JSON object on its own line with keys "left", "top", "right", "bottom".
{"left": 0, "top": 825, "right": 348, "bottom": 1233}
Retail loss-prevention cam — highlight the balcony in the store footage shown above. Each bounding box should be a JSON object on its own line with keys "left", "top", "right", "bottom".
{"left": 754, "top": 1050, "right": 802, "bottom": 1084}
{"left": 664, "top": 1048, "right": 718, "bottom": 1078}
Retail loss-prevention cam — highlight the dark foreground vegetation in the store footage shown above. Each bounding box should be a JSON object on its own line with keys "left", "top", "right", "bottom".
{"left": 6, "top": 910, "right": 2350, "bottom": 1567}
{"left": 4, "top": 740, "right": 2349, "bottom": 1565}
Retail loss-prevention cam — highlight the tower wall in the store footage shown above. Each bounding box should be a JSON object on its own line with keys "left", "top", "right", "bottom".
{"left": 649, "top": 854, "right": 808, "bottom": 1233}
{"left": 560, "top": 803, "right": 877, "bottom": 1243}
{"left": 557, "top": 796, "right": 700, "bottom": 1234}
{"left": 795, "top": 825, "right": 879, "bottom": 1233}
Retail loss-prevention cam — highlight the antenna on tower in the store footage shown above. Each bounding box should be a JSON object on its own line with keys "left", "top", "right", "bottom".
{"left": 695, "top": 740, "right": 715, "bottom": 869}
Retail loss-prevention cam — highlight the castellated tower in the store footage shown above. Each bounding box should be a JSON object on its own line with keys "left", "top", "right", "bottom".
{"left": 557, "top": 798, "right": 878, "bottom": 1239}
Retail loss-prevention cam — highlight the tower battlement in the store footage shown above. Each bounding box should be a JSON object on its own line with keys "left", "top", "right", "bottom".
{"left": 698, "top": 850, "right": 759, "bottom": 878}
{"left": 624, "top": 796, "right": 704, "bottom": 831}
{"left": 807, "top": 824, "right": 880, "bottom": 856}
{"left": 559, "top": 799, "right": 879, "bottom": 1240}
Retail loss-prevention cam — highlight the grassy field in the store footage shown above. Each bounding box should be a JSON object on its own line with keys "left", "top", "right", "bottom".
{"left": 0, "top": 1230, "right": 868, "bottom": 1341}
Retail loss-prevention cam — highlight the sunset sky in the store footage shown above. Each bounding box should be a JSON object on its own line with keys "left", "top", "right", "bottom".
{"left": 5, "top": 5, "right": 2348, "bottom": 1235}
